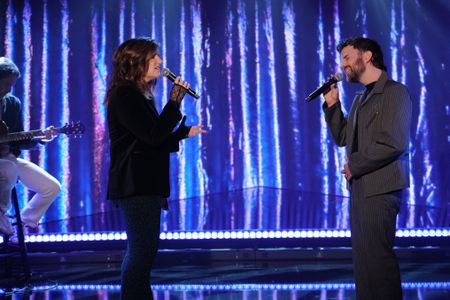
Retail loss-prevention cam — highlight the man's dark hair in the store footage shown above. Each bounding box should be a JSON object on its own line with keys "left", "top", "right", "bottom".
{"left": 337, "top": 37, "right": 387, "bottom": 71}
{"left": 0, "top": 57, "right": 21, "bottom": 79}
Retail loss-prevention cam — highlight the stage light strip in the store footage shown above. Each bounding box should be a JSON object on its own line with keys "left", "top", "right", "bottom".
{"left": 7, "top": 228, "right": 447, "bottom": 244}
{"left": 28, "top": 282, "right": 450, "bottom": 292}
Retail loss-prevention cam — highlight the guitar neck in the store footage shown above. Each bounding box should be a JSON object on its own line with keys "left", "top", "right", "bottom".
{"left": 0, "top": 128, "right": 61, "bottom": 143}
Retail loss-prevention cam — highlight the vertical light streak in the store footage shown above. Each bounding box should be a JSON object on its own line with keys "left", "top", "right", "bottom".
{"left": 263, "top": 0, "right": 282, "bottom": 228}
{"left": 59, "top": 0, "right": 70, "bottom": 231}
{"left": 263, "top": 0, "right": 282, "bottom": 189}
{"left": 360, "top": 0, "right": 368, "bottom": 37}
{"left": 390, "top": 1, "right": 398, "bottom": 81}
{"left": 244, "top": 188, "right": 253, "bottom": 229}
{"left": 282, "top": 0, "right": 299, "bottom": 230}
{"left": 130, "top": 0, "right": 135, "bottom": 38}
{"left": 119, "top": 0, "right": 125, "bottom": 44}
{"left": 4, "top": 0, "right": 14, "bottom": 58}
{"left": 191, "top": 0, "right": 207, "bottom": 228}
{"left": 151, "top": 1, "right": 156, "bottom": 44}
{"left": 400, "top": 0, "right": 406, "bottom": 84}
{"left": 282, "top": 0, "right": 300, "bottom": 181}
{"left": 400, "top": 0, "right": 414, "bottom": 212}
{"left": 415, "top": 45, "right": 434, "bottom": 208}
{"left": 333, "top": 0, "right": 347, "bottom": 196}
{"left": 178, "top": 1, "right": 187, "bottom": 228}
{"left": 91, "top": 3, "right": 107, "bottom": 216}
{"left": 255, "top": 2, "right": 264, "bottom": 228}
{"left": 318, "top": 1, "right": 329, "bottom": 227}
{"left": 160, "top": 0, "right": 168, "bottom": 231}
{"left": 225, "top": 5, "right": 235, "bottom": 183}
{"left": 39, "top": 0, "right": 48, "bottom": 171}
{"left": 4, "top": 0, "right": 17, "bottom": 207}
{"left": 333, "top": 0, "right": 349, "bottom": 229}
{"left": 22, "top": 0, "right": 31, "bottom": 133}
{"left": 20, "top": 0, "right": 32, "bottom": 208}
{"left": 237, "top": 0, "right": 255, "bottom": 188}
{"left": 37, "top": 0, "right": 49, "bottom": 229}
{"left": 161, "top": 1, "right": 167, "bottom": 111}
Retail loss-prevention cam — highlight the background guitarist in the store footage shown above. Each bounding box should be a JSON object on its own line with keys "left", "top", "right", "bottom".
{"left": 0, "top": 57, "right": 60, "bottom": 237}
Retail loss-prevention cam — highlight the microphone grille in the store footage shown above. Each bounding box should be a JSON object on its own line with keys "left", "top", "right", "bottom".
{"left": 162, "top": 68, "right": 170, "bottom": 77}
{"left": 334, "top": 73, "right": 343, "bottom": 81}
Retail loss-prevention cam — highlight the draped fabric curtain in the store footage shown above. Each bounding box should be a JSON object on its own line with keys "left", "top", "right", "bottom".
{"left": 0, "top": 0, "right": 447, "bottom": 232}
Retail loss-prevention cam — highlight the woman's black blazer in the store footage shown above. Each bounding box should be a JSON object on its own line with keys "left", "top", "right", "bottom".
{"left": 107, "top": 84, "right": 186, "bottom": 199}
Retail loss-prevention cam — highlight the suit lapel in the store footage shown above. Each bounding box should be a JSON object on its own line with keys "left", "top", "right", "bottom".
{"left": 348, "top": 92, "right": 363, "bottom": 153}
{"left": 359, "top": 71, "right": 388, "bottom": 108}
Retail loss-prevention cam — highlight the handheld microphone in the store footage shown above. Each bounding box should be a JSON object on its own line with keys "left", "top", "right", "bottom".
{"left": 162, "top": 68, "right": 200, "bottom": 99}
{"left": 305, "top": 73, "right": 343, "bottom": 102}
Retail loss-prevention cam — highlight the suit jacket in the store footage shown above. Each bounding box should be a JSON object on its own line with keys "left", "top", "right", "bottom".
{"left": 106, "top": 84, "right": 188, "bottom": 199}
{"left": 323, "top": 71, "right": 412, "bottom": 197}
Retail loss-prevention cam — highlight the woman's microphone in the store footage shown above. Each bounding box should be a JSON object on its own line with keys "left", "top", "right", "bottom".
{"left": 162, "top": 68, "right": 200, "bottom": 99}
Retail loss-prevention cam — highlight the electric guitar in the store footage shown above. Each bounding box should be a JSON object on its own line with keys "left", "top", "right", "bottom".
{"left": 0, "top": 120, "right": 85, "bottom": 144}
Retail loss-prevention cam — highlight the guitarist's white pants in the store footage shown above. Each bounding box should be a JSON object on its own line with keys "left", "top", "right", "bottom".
{"left": 0, "top": 153, "right": 60, "bottom": 229}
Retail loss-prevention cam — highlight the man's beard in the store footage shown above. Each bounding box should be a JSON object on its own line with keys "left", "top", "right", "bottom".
{"left": 345, "top": 56, "right": 366, "bottom": 83}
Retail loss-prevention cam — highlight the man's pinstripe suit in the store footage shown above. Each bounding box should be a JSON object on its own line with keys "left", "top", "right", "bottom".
{"left": 323, "top": 71, "right": 412, "bottom": 300}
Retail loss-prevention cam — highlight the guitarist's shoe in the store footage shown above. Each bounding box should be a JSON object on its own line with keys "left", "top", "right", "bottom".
{"left": 0, "top": 213, "right": 15, "bottom": 236}
{"left": 21, "top": 216, "right": 39, "bottom": 229}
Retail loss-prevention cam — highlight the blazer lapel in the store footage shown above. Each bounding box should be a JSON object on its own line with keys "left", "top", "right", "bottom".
{"left": 348, "top": 92, "right": 363, "bottom": 153}
{"left": 359, "top": 71, "right": 389, "bottom": 108}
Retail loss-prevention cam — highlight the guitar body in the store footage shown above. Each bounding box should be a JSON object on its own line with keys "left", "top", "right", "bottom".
{"left": 0, "top": 121, "right": 10, "bottom": 157}
{"left": 0, "top": 120, "right": 9, "bottom": 137}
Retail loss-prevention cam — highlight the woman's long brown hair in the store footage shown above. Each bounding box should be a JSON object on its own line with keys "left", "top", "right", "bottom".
{"left": 105, "top": 37, "right": 159, "bottom": 105}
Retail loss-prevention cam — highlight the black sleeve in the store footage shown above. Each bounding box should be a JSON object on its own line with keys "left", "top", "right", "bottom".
{"left": 9, "top": 98, "right": 39, "bottom": 153}
{"left": 323, "top": 101, "right": 348, "bottom": 147}
{"left": 161, "top": 123, "right": 191, "bottom": 153}
{"left": 110, "top": 87, "right": 182, "bottom": 147}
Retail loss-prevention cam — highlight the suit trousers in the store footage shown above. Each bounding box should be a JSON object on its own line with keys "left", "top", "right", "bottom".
{"left": 119, "top": 195, "right": 162, "bottom": 300}
{"left": 350, "top": 178, "right": 403, "bottom": 300}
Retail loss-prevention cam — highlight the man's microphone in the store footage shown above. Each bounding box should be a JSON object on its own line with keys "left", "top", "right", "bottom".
{"left": 305, "top": 73, "right": 343, "bottom": 102}
{"left": 162, "top": 68, "right": 200, "bottom": 99}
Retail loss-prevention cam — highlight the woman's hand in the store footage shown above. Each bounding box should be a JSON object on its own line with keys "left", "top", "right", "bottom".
{"left": 169, "top": 77, "right": 190, "bottom": 104}
{"left": 188, "top": 125, "right": 207, "bottom": 138}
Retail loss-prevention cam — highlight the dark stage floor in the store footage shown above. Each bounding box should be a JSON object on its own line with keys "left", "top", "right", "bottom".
{"left": 1, "top": 188, "right": 449, "bottom": 299}
{"left": 1, "top": 247, "right": 450, "bottom": 299}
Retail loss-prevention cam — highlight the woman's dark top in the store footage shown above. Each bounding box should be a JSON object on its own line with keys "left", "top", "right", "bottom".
{"left": 106, "top": 84, "right": 188, "bottom": 199}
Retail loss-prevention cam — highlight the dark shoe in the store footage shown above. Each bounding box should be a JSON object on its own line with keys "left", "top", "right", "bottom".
{"left": 0, "top": 213, "right": 15, "bottom": 236}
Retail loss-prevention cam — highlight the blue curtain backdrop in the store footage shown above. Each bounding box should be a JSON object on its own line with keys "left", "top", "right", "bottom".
{"left": 0, "top": 0, "right": 448, "bottom": 232}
